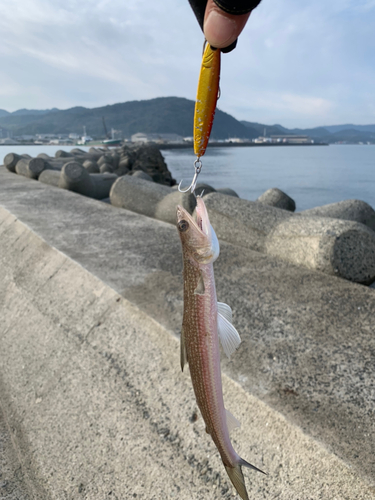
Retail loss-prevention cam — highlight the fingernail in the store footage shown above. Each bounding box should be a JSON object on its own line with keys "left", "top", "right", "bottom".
{"left": 204, "top": 10, "right": 236, "bottom": 48}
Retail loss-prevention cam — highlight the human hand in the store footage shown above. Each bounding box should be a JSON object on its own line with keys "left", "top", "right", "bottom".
{"left": 203, "top": 0, "right": 251, "bottom": 49}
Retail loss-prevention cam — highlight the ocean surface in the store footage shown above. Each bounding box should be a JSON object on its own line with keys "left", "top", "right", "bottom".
{"left": 1, "top": 144, "right": 374, "bottom": 212}
{"left": 163, "top": 144, "right": 375, "bottom": 211}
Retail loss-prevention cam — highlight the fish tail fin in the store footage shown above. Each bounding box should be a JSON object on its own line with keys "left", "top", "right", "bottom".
{"left": 224, "top": 463, "right": 249, "bottom": 500}
{"left": 224, "top": 458, "right": 266, "bottom": 500}
{"left": 239, "top": 457, "right": 266, "bottom": 475}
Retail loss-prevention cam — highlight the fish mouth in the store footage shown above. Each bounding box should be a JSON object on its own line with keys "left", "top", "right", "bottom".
{"left": 176, "top": 201, "right": 205, "bottom": 235}
{"left": 195, "top": 196, "right": 210, "bottom": 236}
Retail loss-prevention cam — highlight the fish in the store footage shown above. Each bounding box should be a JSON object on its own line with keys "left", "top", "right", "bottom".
{"left": 194, "top": 43, "right": 221, "bottom": 158}
{"left": 176, "top": 196, "right": 265, "bottom": 500}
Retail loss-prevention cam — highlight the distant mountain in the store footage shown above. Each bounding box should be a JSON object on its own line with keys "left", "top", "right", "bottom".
{"left": 242, "top": 120, "right": 375, "bottom": 144}
{"left": 323, "top": 124, "right": 375, "bottom": 134}
{"left": 0, "top": 98, "right": 374, "bottom": 143}
{"left": 0, "top": 98, "right": 258, "bottom": 140}
{"left": 10, "top": 108, "right": 59, "bottom": 116}
{"left": 241, "top": 121, "right": 286, "bottom": 136}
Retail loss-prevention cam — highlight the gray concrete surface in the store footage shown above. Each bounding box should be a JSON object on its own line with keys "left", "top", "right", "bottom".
{"left": 204, "top": 192, "right": 375, "bottom": 283}
{"left": 0, "top": 396, "right": 30, "bottom": 500}
{"left": 300, "top": 199, "right": 375, "bottom": 231}
{"left": 256, "top": 188, "right": 296, "bottom": 212}
{"left": 0, "top": 168, "right": 375, "bottom": 498}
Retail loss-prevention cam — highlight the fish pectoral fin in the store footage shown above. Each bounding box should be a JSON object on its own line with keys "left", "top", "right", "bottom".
{"left": 217, "top": 302, "right": 232, "bottom": 323}
{"left": 180, "top": 326, "right": 188, "bottom": 372}
{"left": 225, "top": 408, "right": 241, "bottom": 433}
{"left": 194, "top": 272, "right": 205, "bottom": 295}
{"left": 217, "top": 312, "right": 241, "bottom": 358}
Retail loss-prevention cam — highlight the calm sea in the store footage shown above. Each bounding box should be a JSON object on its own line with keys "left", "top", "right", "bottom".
{"left": 163, "top": 144, "right": 375, "bottom": 211}
{"left": 1, "top": 144, "right": 374, "bottom": 212}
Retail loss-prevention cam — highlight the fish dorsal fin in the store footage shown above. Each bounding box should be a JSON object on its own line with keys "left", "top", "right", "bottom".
{"left": 194, "top": 272, "right": 205, "bottom": 295}
{"left": 217, "top": 312, "right": 241, "bottom": 358}
{"left": 217, "top": 302, "right": 232, "bottom": 323}
{"left": 180, "top": 326, "right": 188, "bottom": 372}
{"left": 226, "top": 408, "right": 241, "bottom": 433}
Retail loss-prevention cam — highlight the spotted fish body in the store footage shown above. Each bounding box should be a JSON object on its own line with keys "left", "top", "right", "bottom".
{"left": 176, "top": 197, "right": 264, "bottom": 500}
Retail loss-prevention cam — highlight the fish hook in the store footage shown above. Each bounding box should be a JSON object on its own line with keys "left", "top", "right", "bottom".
{"left": 178, "top": 159, "right": 202, "bottom": 194}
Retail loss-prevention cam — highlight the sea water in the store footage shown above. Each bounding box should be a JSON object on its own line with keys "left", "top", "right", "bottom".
{"left": 1, "top": 144, "right": 374, "bottom": 212}
{"left": 163, "top": 144, "right": 375, "bottom": 211}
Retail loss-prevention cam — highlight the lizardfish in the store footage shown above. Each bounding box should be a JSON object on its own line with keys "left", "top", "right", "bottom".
{"left": 176, "top": 196, "right": 265, "bottom": 500}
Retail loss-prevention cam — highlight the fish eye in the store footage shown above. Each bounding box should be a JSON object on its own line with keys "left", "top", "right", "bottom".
{"left": 178, "top": 219, "right": 189, "bottom": 233}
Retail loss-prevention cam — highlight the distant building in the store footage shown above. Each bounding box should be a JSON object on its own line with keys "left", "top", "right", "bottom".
{"left": 69, "top": 133, "right": 80, "bottom": 140}
{"left": 0, "top": 138, "right": 20, "bottom": 145}
{"left": 224, "top": 137, "right": 248, "bottom": 143}
{"left": 131, "top": 132, "right": 184, "bottom": 144}
{"left": 253, "top": 136, "right": 273, "bottom": 143}
{"left": 49, "top": 139, "right": 73, "bottom": 145}
{"left": 14, "top": 135, "right": 36, "bottom": 141}
{"left": 270, "top": 135, "right": 313, "bottom": 144}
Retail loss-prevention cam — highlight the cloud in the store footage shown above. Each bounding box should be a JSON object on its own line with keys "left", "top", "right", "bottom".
{"left": 0, "top": 0, "right": 374, "bottom": 127}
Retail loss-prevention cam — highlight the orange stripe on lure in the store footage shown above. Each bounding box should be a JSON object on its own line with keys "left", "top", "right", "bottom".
{"left": 194, "top": 44, "right": 221, "bottom": 158}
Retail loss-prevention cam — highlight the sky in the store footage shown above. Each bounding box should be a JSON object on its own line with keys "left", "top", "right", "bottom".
{"left": 0, "top": 0, "right": 374, "bottom": 128}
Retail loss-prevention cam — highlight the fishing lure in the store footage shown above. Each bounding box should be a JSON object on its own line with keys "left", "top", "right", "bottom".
{"left": 179, "top": 43, "right": 220, "bottom": 193}
{"left": 194, "top": 43, "right": 221, "bottom": 158}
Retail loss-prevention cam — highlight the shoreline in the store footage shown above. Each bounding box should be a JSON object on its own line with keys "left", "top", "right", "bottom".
{"left": 158, "top": 141, "right": 329, "bottom": 150}
{"left": 0, "top": 141, "right": 329, "bottom": 148}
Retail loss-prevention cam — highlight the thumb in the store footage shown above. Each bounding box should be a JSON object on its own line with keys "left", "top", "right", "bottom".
{"left": 204, "top": 0, "right": 251, "bottom": 49}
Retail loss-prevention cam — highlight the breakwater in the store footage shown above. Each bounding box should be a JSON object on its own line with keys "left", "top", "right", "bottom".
{"left": 1, "top": 148, "right": 375, "bottom": 498}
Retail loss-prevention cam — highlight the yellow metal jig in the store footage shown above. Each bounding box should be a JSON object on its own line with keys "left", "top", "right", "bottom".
{"left": 194, "top": 43, "right": 221, "bottom": 158}
{"left": 179, "top": 43, "right": 221, "bottom": 194}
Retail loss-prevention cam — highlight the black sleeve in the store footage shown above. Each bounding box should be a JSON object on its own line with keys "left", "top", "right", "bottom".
{"left": 213, "top": 0, "right": 262, "bottom": 15}
{"left": 187, "top": 0, "right": 262, "bottom": 53}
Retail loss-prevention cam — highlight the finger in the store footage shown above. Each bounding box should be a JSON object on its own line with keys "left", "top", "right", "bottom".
{"left": 204, "top": 0, "right": 251, "bottom": 49}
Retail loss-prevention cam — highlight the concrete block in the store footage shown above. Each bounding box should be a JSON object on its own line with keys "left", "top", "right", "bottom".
{"left": 59, "top": 162, "right": 117, "bottom": 199}
{"left": 83, "top": 159, "right": 100, "bottom": 173}
{"left": 4, "top": 153, "right": 27, "bottom": 173}
{"left": 216, "top": 187, "right": 239, "bottom": 197}
{"left": 194, "top": 182, "right": 216, "bottom": 197}
{"left": 36, "top": 153, "right": 52, "bottom": 160}
{"left": 55, "top": 150, "right": 74, "bottom": 158}
{"left": 109, "top": 151, "right": 120, "bottom": 169}
{"left": 265, "top": 216, "right": 375, "bottom": 284}
{"left": 300, "top": 199, "right": 375, "bottom": 231}
{"left": 203, "top": 192, "right": 375, "bottom": 283}
{"left": 257, "top": 187, "right": 296, "bottom": 212}
{"left": 70, "top": 148, "right": 87, "bottom": 155}
{"left": 203, "top": 192, "right": 291, "bottom": 252}
{"left": 131, "top": 170, "right": 153, "bottom": 182}
{"left": 155, "top": 190, "right": 196, "bottom": 225}
{"left": 91, "top": 173, "right": 118, "bottom": 200}
{"left": 42, "top": 160, "right": 65, "bottom": 171}
{"left": 110, "top": 175, "right": 171, "bottom": 218}
{"left": 38, "top": 169, "right": 61, "bottom": 187}
{"left": 15, "top": 158, "right": 45, "bottom": 179}
{"left": 97, "top": 155, "right": 113, "bottom": 167}
{"left": 99, "top": 163, "right": 114, "bottom": 174}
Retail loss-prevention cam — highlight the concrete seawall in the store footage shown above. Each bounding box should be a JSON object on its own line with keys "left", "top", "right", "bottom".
{"left": 1, "top": 168, "right": 375, "bottom": 499}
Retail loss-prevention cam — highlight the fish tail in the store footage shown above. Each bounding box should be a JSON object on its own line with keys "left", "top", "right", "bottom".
{"left": 224, "top": 458, "right": 266, "bottom": 500}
